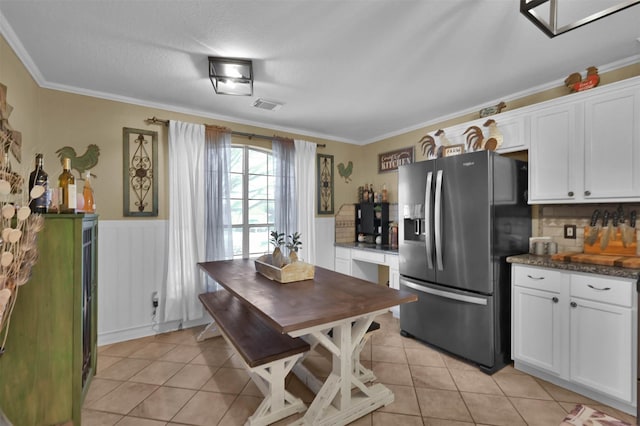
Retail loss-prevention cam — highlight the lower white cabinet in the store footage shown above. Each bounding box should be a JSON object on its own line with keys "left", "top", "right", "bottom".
{"left": 512, "top": 264, "right": 637, "bottom": 413}
{"left": 334, "top": 246, "right": 401, "bottom": 318}
{"left": 512, "top": 285, "right": 563, "bottom": 376}
{"left": 335, "top": 247, "right": 352, "bottom": 276}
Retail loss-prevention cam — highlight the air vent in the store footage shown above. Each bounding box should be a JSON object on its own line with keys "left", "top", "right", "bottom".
{"left": 252, "top": 98, "right": 282, "bottom": 111}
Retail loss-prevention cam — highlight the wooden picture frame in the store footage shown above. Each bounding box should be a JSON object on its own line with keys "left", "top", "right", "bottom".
{"left": 317, "top": 154, "right": 334, "bottom": 215}
{"left": 443, "top": 144, "right": 465, "bottom": 157}
{"left": 123, "top": 127, "right": 158, "bottom": 216}
{"left": 378, "top": 147, "right": 414, "bottom": 173}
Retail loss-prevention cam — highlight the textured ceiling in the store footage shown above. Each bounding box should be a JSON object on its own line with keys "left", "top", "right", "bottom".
{"left": 0, "top": 0, "right": 639, "bottom": 144}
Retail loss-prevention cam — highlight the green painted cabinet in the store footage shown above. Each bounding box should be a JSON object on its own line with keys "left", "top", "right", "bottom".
{"left": 0, "top": 214, "right": 98, "bottom": 426}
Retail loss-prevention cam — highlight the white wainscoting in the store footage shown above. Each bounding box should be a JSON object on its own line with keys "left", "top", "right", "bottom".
{"left": 315, "top": 216, "right": 335, "bottom": 271}
{"left": 97, "top": 220, "right": 208, "bottom": 345}
{"left": 98, "top": 218, "right": 336, "bottom": 345}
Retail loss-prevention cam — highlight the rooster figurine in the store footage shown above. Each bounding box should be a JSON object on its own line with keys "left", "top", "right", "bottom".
{"left": 419, "top": 129, "right": 449, "bottom": 158}
{"left": 56, "top": 144, "right": 100, "bottom": 177}
{"left": 482, "top": 119, "right": 503, "bottom": 151}
{"left": 564, "top": 66, "right": 599, "bottom": 93}
{"left": 464, "top": 120, "right": 502, "bottom": 151}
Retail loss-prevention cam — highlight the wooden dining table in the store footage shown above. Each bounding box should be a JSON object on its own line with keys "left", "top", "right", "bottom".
{"left": 198, "top": 259, "right": 417, "bottom": 425}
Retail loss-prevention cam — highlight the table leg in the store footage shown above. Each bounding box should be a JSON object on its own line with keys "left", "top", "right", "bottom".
{"left": 292, "top": 312, "right": 394, "bottom": 425}
{"left": 195, "top": 321, "right": 222, "bottom": 342}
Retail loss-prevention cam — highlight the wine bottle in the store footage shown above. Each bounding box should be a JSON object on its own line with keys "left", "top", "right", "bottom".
{"left": 28, "top": 153, "right": 49, "bottom": 213}
{"left": 83, "top": 171, "right": 95, "bottom": 213}
{"left": 58, "top": 157, "right": 76, "bottom": 213}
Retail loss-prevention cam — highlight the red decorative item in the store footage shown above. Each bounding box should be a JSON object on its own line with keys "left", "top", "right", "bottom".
{"left": 564, "top": 66, "right": 600, "bottom": 93}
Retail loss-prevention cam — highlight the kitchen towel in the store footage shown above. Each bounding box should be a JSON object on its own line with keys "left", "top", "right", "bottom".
{"left": 560, "top": 404, "right": 631, "bottom": 426}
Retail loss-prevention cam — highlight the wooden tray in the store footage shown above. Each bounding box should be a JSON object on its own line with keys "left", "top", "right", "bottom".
{"left": 254, "top": 255, "right": 315, "bottom": 283}
{"left": 550, "top": 251, "right": 640, "bottom": 269}
{"left": 583, "top": 226, "right": 637, "bottom": 256}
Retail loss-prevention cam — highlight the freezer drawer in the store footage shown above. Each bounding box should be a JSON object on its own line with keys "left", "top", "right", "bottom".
{"left": 400, "top": 277, "right": 495, "bottom": 368}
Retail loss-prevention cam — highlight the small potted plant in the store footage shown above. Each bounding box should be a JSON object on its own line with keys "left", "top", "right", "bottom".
{"left": 286, "top": 232, "right": 302, "bottom": 262}
{"left": 374, "top": 205, "right": 382, "bottom": 219}
{"left": 269, "top": 230, "right": 285, "bottom": 267}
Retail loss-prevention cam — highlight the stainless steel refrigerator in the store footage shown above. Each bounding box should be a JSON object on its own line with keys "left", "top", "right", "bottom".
{"left": 399, "top": 150, "right": 530, "bottom": 373}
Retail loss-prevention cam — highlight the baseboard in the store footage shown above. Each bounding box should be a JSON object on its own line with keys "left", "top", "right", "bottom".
{"left": 514, "top": 361, "right": 636, "bottom": 416}
{"left": 98, "top": 316, "right": 210, "bottom": 346}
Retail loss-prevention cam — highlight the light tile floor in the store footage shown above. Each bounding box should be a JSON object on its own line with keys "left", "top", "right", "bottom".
{"left": 84, "top": 312, "right": 637, "bottom": 425}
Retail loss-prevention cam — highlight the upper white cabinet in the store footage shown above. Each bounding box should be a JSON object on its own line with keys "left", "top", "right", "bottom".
{"left": 529, "top": 78, "right": 640, "bottom": 204}
{"left": 583, "top": 87, "right": 640, "bottom": 200}
{"left": 437, "top": 112, "right": 529, "bottom": 155}
{"left": 529, "top": 103, "right": 581, "bottom": 203}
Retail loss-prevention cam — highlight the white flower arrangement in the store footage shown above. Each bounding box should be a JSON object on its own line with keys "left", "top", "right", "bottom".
{"left": 0, "top": 160, "right": 45, "bottom": 354}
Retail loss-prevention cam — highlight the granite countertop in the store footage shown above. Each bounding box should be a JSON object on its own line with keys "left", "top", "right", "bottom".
{"left": 335, "top": 242, "right": 398, "bottom": 255}
{"left": 507, "top": 253, "right": 640, "bottom": 280}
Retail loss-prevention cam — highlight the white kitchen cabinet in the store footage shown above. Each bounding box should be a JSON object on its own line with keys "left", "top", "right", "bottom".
{"left": 569, "top": 273, "right": 634, "bottom": 403}
{"left": 388, "top": 255, "right": 400, "bottom": 318}
{"left": 570, "top": 298, "right": 632, "bottom": 402}
{"left": 442, "top": 113, "right": 529, "bottom": 155}
{"left": 529, "top": 78, "right": 640, "bottom": 204}
{"left": 583, "top": 87, "right": 640, "bottom": 200}
{"left": 334, "top": 247, "right": 352, "bottom": 276}
{"left": 512, "top": 285, "right": 564, "bottom": 376}
{"left": 511, "top": 264, "right": 637, "bottom": 413}
{"left": 528, "top": 103, "right": 581, "bottom": 203}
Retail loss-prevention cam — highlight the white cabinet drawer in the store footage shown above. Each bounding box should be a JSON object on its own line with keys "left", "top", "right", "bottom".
{"left": 387, "top": 254, "right": 399, "bottom": 269}
{"left": 335, "top": 247, "right": 351, "bottom": 260}
{"left": 513, "top": 265, "right": 562, "bottom": 293}
{"left": 570, "top": 274, "right": 633, "bottom": 307}
{"left": 351, "top": 249, "right": 385, "bottom": 264}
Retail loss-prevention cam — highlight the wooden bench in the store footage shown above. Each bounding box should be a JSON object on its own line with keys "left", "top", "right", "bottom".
{"left": 198, "top": 291, "right": 309, "bottom": 426}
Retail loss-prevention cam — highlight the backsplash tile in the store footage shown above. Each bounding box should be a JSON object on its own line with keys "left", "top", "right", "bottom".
{"left": 534, "top": 203, "right": 640, "bottom": 253}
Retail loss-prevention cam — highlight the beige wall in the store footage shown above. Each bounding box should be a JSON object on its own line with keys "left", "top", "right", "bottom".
{"left": 1, "top": 34, "right": 360, "bottom": 220}
{"left": 2, "top": 32, "right": 639, "bottom": 219}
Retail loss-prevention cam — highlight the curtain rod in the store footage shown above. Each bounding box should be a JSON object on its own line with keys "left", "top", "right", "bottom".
{"left": 145, "top": 116, "right": 326, "bottom": 148}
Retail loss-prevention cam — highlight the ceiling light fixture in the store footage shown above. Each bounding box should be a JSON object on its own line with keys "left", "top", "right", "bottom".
{"left": 520, "top": 0, "right": 640, "bottom": 37}
{"left": 208, "top": 57, "right": 253, "bottom": 96}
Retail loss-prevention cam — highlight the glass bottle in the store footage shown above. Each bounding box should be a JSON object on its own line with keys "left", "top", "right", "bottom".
{"left": 83, "top": 171, "right": 95, "bottom": 213}
{"left": 382, "top": 183, "right": 388, "bottom": 202}
{"left": 58, "top": 157, "right": 76, "bottom": 213}
{"left": 28, "top": 153, "right": 49, "bottom": 213}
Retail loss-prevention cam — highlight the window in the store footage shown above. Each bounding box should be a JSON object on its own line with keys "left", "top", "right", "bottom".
{"left": 229, "top": 145, "right": 275, "bottom": 258}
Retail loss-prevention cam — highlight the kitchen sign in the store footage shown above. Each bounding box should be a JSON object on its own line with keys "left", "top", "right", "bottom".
{"left": 378, "top": 147, "right": 414, "bottom": 173}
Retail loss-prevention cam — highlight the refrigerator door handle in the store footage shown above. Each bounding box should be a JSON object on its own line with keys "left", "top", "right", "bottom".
{"left": 402, "top": 279, "right": 488, "bottom": 306}
{"left": 425, "top": 171, "right": 433, "bottom": 269}
{"left": 434, "top": 169, "right": 444, "bottom": 271}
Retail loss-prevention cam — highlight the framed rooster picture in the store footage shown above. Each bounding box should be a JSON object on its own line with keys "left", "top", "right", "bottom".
{"left": 123, "top": 127, "right": 158, "bottom": 217}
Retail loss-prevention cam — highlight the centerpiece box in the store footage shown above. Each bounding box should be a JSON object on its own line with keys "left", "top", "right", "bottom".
{"left": 254, "top": 254, "right": 315, "bottom": 283}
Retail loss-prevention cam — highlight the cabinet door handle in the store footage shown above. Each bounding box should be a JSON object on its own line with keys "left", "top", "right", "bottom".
{"left": 568, "top": 191, "right": 574, "bottom": 197}
{"left": 552, "top": 297, "right": 558, "bottom": 303}
{"left": 584, "top": 190, "right": 591, "bottom": 196}
{"left": 570, "top": 301, "right": 577, "bottom": 308}
{"left": 526, "top": 274, "right": 545, "bottom": 280}
{"left": 587, "top": 284, "right": 611, "bottom": 291}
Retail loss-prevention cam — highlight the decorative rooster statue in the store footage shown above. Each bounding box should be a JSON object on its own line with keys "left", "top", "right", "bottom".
{"left": 482, "top": 119, "right": 503, "bottom": 151}
{"left": 419, "top": 129, "right": 449, "bottom": 158}
{"left": 564, "top": 66, "right": 599, "bottom": 93}
{"left": 55, "top": 144, "right": 101, "bottom": 177}
{"left": 464, "top": 120, "right": 502, "bottom": 151}
{"left": 337, "top": 161, "right": 353, "bottom": 183}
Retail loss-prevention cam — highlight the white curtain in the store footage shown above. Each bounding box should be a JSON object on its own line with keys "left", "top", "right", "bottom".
{"left": 294, "top": 140, "right": 317, "bottom": 264}
{"left": 163, "top": 120, "right": 206, "bottom": 322}
{"left": 204, "top": 127, "right": 233, "bottom": 291}
{"left": 273, "top": 139, "right": 297, "bottom": 254}
{"left": 204, "top": 127, "right": 233, "bottom": 260}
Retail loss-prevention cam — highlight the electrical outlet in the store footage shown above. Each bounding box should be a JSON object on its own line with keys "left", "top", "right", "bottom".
{"left": 564, "top": 224, "right": 576, "bottom": 239}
